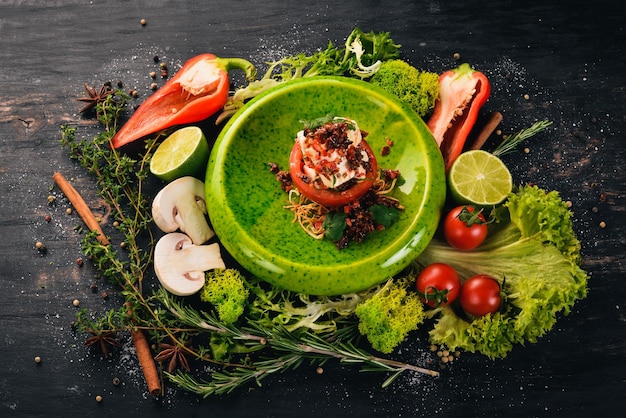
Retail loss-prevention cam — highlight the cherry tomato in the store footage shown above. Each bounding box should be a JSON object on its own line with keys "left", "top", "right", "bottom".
{"left": 289, "top": 139, "right": 377, "bottom": 207}
{"left": 459, "top": 274, "right": 501, "bottom": 317}
{"left": 415, "top": 263, "right": 461, "bottom": 308}
{"left": 443, "top": 205, "right": 488, "bottom": 251}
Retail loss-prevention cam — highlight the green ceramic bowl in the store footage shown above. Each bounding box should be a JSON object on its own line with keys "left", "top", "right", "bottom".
{"left": 206, "top": 76, "right": 445, "bottom": 295}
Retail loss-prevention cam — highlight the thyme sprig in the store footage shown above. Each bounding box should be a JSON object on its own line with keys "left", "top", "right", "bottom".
{"left": 60, "top": 91, "right": 158, "bottom": 294}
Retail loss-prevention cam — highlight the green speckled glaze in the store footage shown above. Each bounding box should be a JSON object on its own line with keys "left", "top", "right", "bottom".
{"left": 206, "top": 77, "right": 445, "bottom": 295}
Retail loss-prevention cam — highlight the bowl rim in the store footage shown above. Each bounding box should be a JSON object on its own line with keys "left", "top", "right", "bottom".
{"left": 206, "top": 76, "right": 446, "bottom": 295}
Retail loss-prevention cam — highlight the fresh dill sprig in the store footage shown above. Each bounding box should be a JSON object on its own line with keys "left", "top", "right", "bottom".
{"left": 492, "top": 120, "right": 553, "bottom": 157}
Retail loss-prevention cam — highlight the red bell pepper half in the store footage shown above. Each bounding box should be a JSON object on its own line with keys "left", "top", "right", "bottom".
{"left": 427, "top": 63, "right": 490, "bottom": 171}
{"left": 111, "top": 54, "right": 256, "bottom": 149}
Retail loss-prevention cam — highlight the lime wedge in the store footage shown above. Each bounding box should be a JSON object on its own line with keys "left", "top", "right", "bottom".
{"left": 150, "top": 126, "right": 210, "bottom": 182}
{"left": 448, "top": 150, "right": 512, "bottom": 206}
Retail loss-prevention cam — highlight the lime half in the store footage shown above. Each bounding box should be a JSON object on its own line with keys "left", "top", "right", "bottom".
{"left": 448, "top": 150, "right": 513, "bottom": 206}
{"left": 150, "top": 126, "right": 210, "bottom": 182}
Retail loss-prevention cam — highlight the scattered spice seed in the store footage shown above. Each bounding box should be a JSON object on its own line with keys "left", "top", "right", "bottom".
{"left": 565, "top": 200, "right": 573, "bottom": 208}
{"left": 72, "top": 299, "right": 80, "bottom": 307}
{"left": 90, "top": 283, "right": 98, "bottom": 293}
{"left": 76, "top": 257, "right": 84, "bottom": 266}
{"left": 34, "top": 356, "right": 42, "bottom": 363}
{"left": 523, "top": 147, "right": 530, "bottom": 154}
{"left": 47, "top": 195, "right": 56, "bottom": 204}
{"left": 591, "top": 206, "right": 599, "bottom": 213}
{"left": 45, "top": 214, "right": 51, "bottom": 223}
{"left": 95, "top": 395, "right": 103, "bottom": 403}
{"left": 140, "top": 18, "right": 147, "bottom": 26}
{"left": 66, "top": 208, "right": 72, "bottom": 215}
{"left": 149, "top": 71, "right": 156, "bottom": 79}
{"left": 112, "top": 377, "right": 121, "bottom": 386}
{"left": 523, "top": 94, "right": 530, "bottom": 100}
{"left": 316, "top": 366, "right": 324, "bottom": 374}
{"left": 599, "top": 221, "right": 606, "bottom": 228}
{"left": 101, "top": 291, "right": 109, "bottom": 299}
{"left": 35, "top": 241, "right": 44, "bottom": 250}
{"left": 453, "top": 52, "right": 461, "bottom": 60}
{"left": 150, "top": 83, "right": 158, "bottom": 90}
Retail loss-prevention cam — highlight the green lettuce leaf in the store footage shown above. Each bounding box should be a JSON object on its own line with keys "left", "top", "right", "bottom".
{"left": 416, "top": 184, "right": 589, "bottom": 358}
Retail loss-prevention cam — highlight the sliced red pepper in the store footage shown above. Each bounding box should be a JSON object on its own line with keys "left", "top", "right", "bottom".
{"left": 111, "top": 54, "right": 256, "bottom": 149}
{"left": 427, "top": 63, "right": 490, "bottom": 171}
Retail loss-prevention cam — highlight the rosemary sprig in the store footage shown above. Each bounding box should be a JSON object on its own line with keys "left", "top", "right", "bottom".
{"left": 159, "top": 289, "right": 438, "bottom": 396}
{"left": 492, "top": 120, "right": 552, "bottom": 157}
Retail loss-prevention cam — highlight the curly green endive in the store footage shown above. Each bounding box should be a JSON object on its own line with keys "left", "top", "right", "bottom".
{"left": 369, "top": 59, "right": 440, "bottom": 118}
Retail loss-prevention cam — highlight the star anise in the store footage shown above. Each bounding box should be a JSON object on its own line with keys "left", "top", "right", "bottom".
{"left": 77, "top": 82, "right": 114, "bottom": 114}
{"left": 84, "top": 330, "right": 121, "bottom": 357}
{"left": 154, "top": 338, "right": 192, "bottom": 373}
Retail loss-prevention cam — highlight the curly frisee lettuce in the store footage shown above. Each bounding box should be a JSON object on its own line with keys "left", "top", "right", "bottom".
{"left": 355, "top": 276, "right": 425, "bottom": 354}
{"left": 200, "top": 268, "right": 250, "bottom": 325}
{"left": 415, "top": 184, "right": 589, "bottom": 359}
{"left": 369, "top": 59, "right": 440, "bottom": 118}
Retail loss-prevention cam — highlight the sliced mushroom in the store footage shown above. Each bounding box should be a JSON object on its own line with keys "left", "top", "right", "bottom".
{"left": 154, "top": 232, "right": 225, "bottom": 296}
{"left": 152, "top": 176, "right": 214, "bottom": 245}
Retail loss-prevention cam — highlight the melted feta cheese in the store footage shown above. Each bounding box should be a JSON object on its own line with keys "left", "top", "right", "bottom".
{"left": 295, "top": 117, "right": 369, "bottom": 189}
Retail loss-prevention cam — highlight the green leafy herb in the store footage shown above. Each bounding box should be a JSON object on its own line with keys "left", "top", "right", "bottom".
{"left": 300, "top": 114, "right": 336, "bottom": 130}
{"left": 322, "top": 211, "right": 347, "bottom": 242}
{"left": 369, "top": 204, "right": 401, "bottom": 228}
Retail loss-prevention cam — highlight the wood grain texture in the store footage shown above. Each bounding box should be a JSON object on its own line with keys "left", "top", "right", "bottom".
{"left": 0, "top": 1, "right": 624, "bottom": 417}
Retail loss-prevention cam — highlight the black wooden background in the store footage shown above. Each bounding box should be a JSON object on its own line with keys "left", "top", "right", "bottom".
{"left": 1, "top": 1, "right": 624, "bottom": 417}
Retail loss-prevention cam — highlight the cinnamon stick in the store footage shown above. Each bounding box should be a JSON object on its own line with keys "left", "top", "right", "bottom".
{"left": 124, "top": 302, "right": 161, "bottom": 395}
{"left": 470, "top": 111, "right": 503, "bottom": 150}
{"left": 52, "top": 172, "right": 109, "bottom": 245}
{"left": 130, "top": 328, "right": 162, "bottom": 395}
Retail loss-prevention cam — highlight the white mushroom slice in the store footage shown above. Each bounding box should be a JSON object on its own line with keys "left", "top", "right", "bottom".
{"left": 152, "top": 176, "right": 214, "bottom": 245}
{"left": 154, "top": 232, "right": 226, "bottom": 296}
